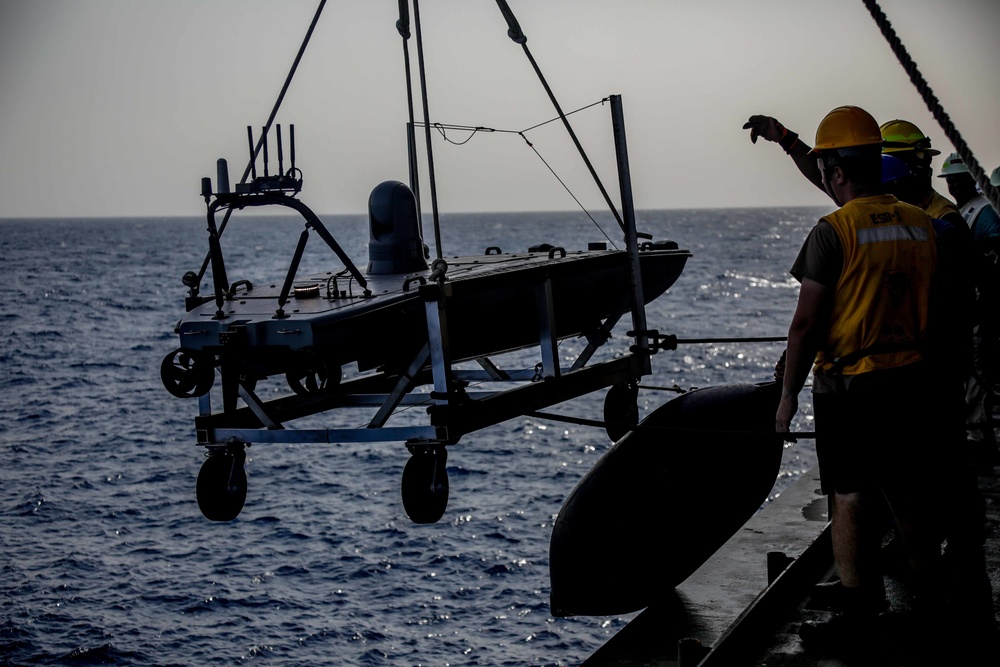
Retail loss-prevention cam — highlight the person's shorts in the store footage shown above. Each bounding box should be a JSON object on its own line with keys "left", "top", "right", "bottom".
{"left": 814, "top": 363, "right": 941, "bottom": 495}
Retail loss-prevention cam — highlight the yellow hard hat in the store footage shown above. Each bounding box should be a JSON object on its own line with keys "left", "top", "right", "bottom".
{"left": 880, "top": 119, "right": 941, "bottom": 156}
{"left": 808, "top": 106, "right": 883, "bottom": 155}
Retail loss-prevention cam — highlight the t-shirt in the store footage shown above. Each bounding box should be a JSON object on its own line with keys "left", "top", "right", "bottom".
{"left": 790, "top": 220, "right": 842, "bottom": 289}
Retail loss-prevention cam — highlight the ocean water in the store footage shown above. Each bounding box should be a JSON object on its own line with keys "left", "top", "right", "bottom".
{"left": 0, "top": 207, "right": 825, "bottom": 666}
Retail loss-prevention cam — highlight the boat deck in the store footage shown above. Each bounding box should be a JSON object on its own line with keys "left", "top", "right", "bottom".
{"left": 582, "top": 451, "right": 1000, "bottom": 666}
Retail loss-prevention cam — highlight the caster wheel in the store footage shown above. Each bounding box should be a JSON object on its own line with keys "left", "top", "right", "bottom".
{"left": 197, "top": 448, "right": 247, "bottom": 521}
{"left": 401, "top": 448, "right": 449, "bottom": 524}
{"left": 604, "top": 382, "right": 639, "bottom": 442}
{"left": 161, "top": 348, "right": 215, "bottom": 398}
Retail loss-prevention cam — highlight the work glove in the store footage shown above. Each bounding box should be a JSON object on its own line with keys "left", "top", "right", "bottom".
{"left": 743, "top": 115, "right": 789, "bottom": 144}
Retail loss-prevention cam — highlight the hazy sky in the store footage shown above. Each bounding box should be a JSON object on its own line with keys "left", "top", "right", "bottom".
{"left": 1, "top": 0, "right": 997, "bottom": 219}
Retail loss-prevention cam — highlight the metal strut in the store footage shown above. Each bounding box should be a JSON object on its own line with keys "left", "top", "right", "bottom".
{"left": 862, "top": 0, "right": 999, "bottom": 212}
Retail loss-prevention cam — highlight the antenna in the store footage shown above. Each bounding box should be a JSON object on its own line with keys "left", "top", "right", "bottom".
{"left": 262, "top": 126, "right": 269, "bottom": 178}
{"left": 246, "top": 126, "right": 257, "bottom": 179}
{"left": 277, "top": 124, "right": 284, "bottom": 176}
{"left": 290, "top": 124, "right": 296, "bottom": 174}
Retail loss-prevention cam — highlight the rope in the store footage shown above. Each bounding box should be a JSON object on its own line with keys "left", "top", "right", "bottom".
{"left": 529, "top": 409, "right": 996, "bottom": 441}
{"left": 526, "top": 409, "right": 817, "bottom": 439}
{"left": 674, "top": 336, "right": 786, "bottom": 345}
{"left": 425, "top": 99, "right": 607, "bottom": 143}
{"left": 862, "top": 0, "right": 1000, "bottom": 212}
{"left": 432, "top": 124, "right": 493, "bottom": 146}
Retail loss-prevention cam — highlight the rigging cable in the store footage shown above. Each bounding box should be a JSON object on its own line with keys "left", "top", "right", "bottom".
{"left": 525, "top": 409, "right": 818, "bottom": 440}
{"left": 426, "top": 98, "right": 610, "bottom": 145}
{"left": 431, "top": 124, "right": 494, "bottom": 146}
{"left": 420, "top": 98, "right": 620, "bottom": 247}
{"left": 517, "top": 130, "right": 618, "bottom": 249}
{"left": 674, "top": 335, "right": 786, "bottom": 345}
{"left": 193, "top": 0, "right": 328, "bottom": 285}
{"left": 494, "top": 0, "right": 627, "bottom": 235}
{"left": 411, "top": 0, "right": 444, "bottom": 263}
{"left": 863, "top": 0, "right": 999, "bottom": 212}
{"left": 396, "top": 0, "right": 424, "bottom": 234}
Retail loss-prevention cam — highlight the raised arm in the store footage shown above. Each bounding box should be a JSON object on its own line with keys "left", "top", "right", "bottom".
{"left": 744, "top": 114, "right": 824, "bottom": 193}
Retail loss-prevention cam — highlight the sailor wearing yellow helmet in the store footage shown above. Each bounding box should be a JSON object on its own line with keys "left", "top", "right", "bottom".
{"left": 747, "top": 110, "right": 1000, "bottom": 644}
{"left": 879, "top": 119, "right": 966, "bottom": 228}
{"left": 772, "top": 104, "right": 945, "bottom": 653}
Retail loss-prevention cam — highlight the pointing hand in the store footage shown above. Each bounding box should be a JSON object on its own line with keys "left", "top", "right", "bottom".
{"left": 743, "top": 115, "right": 788, "bottom": 144}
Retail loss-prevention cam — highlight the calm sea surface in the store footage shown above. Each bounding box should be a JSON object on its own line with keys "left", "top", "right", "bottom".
{"left": 0, "top": 207, "right": 825, "bottom": 666}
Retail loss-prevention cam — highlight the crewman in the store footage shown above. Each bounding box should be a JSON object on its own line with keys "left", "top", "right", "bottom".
{"left": 937, "top": 152, "right": 1000, "bottom": 242}
{"left": 774, "top": 105, "right": 945, "bottom": 652}
{"left": 884, "top": 154, "right": 997, "bottom": 635}
{"left": 878, "top": 119, "right": 965, "bottom": 228}
{"left": 748, "top": 112, "right": 999, "bottom": 651}
{"left": 938, "top": 152, "right": 1000, "bottom": 461}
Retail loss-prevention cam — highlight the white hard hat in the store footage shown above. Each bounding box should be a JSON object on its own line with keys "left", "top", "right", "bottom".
{"left": 938, "top": 152, "right": 970, "bottom": 178}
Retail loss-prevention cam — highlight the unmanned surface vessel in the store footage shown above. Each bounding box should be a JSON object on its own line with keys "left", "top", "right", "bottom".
{"left": 161, "top": 1, "right": 693, "bottom": 526}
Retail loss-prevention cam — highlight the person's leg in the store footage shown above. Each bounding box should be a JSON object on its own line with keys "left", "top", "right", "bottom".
{"left": 831, "top": 490, "right": 885, "bottom": 599}
{"left": 801, "top": 490, "right": 886, "bottom": 651}
{"left": 800, "top": 392, "right": 887, "bottom": 651}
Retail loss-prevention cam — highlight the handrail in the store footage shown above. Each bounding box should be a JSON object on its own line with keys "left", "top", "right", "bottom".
{"left": 191, "top": 0, "right": 328, "bottom": 289}
{"left": 205, "top": 192, "right": 370, "bottom": 314}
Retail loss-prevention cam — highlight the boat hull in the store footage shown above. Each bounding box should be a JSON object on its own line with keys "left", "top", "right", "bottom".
{"left": 548, "top": 381, "right": 783, "bottom": 617}
{"left": 176, "top": 246, "right": 690, "bottom": 379}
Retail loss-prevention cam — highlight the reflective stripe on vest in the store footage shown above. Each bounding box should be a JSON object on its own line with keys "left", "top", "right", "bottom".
{"left": 962, "top": 194, "right": 990, "bottom": 233}
{"left": 857, "top": 225, "right": 931, "bottom": 244}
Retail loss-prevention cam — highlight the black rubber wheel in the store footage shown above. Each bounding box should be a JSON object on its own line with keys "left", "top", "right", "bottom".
{"left": 197, "top": 449, "right": 247, "bottom": 522}
{"left": 161, "top": 348, "right": 215, "bottom": 398}
{"left": 604, "top": 382, "right": 639, "bottom": 443}
{"left": 401, "top": 448, "right": 449, "bottom": 524}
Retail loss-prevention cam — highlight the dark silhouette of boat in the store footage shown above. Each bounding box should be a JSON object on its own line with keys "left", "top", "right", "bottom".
{"left": 549, "top": 381, "right": 783, "bottom": 617}
{"left": 160, "top": 1, "right": 694, "bottom": 526}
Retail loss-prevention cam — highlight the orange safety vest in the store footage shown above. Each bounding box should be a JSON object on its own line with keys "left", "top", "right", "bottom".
{"left": 922, "top": 189, "right": 961, "bottom": 221}
{"left": 815, "top": 194, "right": 938, "bottom": 376}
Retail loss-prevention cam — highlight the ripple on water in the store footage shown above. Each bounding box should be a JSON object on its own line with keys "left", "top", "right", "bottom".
{"left": 0, "top": 212, "right": 818, "bottom": 666}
